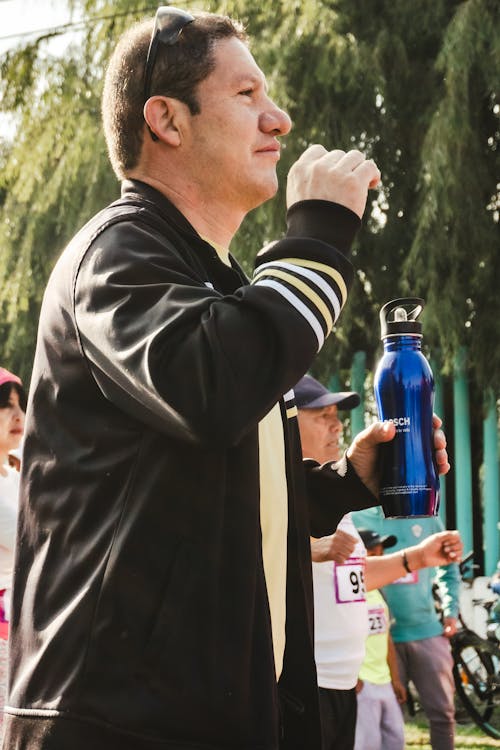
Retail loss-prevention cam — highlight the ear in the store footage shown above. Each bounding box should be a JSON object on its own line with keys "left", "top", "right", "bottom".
{"left": 143, "top": 96, "right": 185, "bottom": 146}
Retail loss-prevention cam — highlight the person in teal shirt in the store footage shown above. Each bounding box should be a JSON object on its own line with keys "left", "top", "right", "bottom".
{"left": 353, "top": 507, "right": 459, "bottom": 750}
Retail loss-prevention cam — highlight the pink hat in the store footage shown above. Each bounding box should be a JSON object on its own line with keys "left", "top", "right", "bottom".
{"left": 0, "top": 367, "right": 22, "bottom": 387}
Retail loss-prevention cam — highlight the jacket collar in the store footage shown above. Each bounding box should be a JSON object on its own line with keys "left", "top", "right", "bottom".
{"left": 121, "top": 179, "right": 200, "bottom": 241}
{"left": 120, "top": 179, "right": 249, "bottom": 289}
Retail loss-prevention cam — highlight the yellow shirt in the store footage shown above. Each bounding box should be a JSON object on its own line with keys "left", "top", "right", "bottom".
{"left": 359, "top": 589, "right": 391, "bottom": 685}
{"left": 205, "top": 238, "right": 288, "bottom": 679}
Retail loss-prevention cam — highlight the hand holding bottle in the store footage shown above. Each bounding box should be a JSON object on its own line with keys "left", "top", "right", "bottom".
{"left": 346, "top": 415, "right": 449, "bottom": 499}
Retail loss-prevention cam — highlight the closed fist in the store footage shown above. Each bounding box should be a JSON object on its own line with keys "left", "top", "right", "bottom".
{"left": 311, "top": 528, "right": 357, "bottom": 564}
{"left": 286, "top": 145, "right": 381, "bottom": 218}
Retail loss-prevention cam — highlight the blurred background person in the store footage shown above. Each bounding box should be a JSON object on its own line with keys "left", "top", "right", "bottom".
{"left": 295, "top": 374, "right": 365, "bottom": 750}
{"left": 353, "top": 505, "right": 459, "bottom": 750}
{"left": 354, "top": 528, "right": 406, "bottom": 750}
{"left": 0, "top": 367, "right": 26, "bottom": 726}
{"left": 295, "top": 375, "right": 460, "bottom": 750}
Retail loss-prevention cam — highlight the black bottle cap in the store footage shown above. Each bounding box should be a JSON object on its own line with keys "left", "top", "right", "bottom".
{"left": 380, "top": 298, "right": 424, "bottom": 339}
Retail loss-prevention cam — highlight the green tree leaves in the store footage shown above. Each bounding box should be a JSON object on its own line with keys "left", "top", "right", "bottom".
{"left": 408, "top": 0, "right": 500, "bottom": 385}
{"left": 0, "top": 0, "right": 498, "bottom": 389}
{"left": 0, "top": 46, "right": 118, "bottom": 379}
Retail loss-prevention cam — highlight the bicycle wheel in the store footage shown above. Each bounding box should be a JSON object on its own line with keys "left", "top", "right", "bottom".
{"left": 451, "top": 629, "right": 500, "bottom": 739}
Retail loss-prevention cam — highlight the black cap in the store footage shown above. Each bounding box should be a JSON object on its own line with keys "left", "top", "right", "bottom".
{"left": 294, "top": 375, "right": 360, "bottom": 411}
{"left": 358, "top": 528, "right": 397, "bottom": 550}
{"left": 380, "top": 298, "right": 424, "bottom": 339}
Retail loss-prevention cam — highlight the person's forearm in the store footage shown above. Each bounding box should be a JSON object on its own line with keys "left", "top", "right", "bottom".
{"left": 365, "top": 546, "right": 423, "bottom": 590}
{"left": 387, "top": 635, "right": 401, "bottom": 684}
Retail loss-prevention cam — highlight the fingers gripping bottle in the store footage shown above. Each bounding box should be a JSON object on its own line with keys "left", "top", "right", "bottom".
{"left": 374, "top": 298, "right": 440, "bottom": 518}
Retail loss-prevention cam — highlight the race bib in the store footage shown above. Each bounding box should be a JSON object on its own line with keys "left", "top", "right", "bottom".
{"left": 334, "top": 557, "right": 366, "bottom": 603}
{"left": 368, "top": 604, "right": 387, "bottom": 634}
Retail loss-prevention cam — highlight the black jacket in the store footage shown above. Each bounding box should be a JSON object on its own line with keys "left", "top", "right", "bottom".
{"left": 4, "top": 181, "right": 376, "bottom": 750}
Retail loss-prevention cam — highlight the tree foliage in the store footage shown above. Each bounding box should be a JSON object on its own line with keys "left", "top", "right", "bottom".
{"left": 407, "top": 0, "right": 500, "bottom": 383}
{"left": 0, "top": 0, "right": 498, "bottom": 390}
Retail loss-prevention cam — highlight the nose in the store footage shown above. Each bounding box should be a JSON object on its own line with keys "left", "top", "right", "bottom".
{"left": 260, "top": 99, "right": 292, "bottom": 136}
{"left": 12, "top": 405, "right": 24, "bottom": 424}
{"left": 330, "top": 415, "right": 342, "bottom": 434}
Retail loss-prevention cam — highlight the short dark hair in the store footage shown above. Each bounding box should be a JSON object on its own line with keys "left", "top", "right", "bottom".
{"left": 102, "top": 12, "right": 247, "bottom": 179}
{"left": 0, "top": 382, "right": 27, "bottom": 413}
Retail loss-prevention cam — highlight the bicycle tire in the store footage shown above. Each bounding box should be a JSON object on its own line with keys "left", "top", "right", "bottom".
{"left": 451, "top": 628, "right": 500, "bottom": 739}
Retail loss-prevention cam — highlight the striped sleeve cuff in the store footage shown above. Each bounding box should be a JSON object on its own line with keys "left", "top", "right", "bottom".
{"left": 252, "top": 199, "right": 357, "bottom": 352}
{"left": 251, "top": 251, "right": 349, "bottom": 352}
{"left": 283, "top": 388, "right": 298, "bottom": 419}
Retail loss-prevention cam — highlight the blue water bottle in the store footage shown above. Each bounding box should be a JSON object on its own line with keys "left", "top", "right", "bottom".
{"left": 374, "top": 298, "right": 440, "bottom": 518}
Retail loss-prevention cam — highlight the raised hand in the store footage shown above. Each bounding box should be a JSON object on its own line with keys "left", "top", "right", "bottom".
{"left": 286, "top": 145, "right": 381, "bottom": 218}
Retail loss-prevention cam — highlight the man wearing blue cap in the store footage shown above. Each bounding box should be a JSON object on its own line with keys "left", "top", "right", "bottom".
{"left": 294, "top": 374, "right": 361, "bottom": 466}
{"left": 295, "top": 374, "right": 462, "bottom": 750}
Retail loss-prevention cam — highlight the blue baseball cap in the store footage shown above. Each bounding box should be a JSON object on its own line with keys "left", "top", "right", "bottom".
{"left": 294, "top": 374, "right": 360, "bottom": 411}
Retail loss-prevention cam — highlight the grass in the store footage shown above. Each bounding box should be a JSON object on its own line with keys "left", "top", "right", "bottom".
{"left": 404, "top": 716, "right": 500, "bottom": 749}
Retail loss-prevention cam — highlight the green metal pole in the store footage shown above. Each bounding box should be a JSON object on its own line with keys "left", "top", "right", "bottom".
{"left": 327, "top": 373, "right": 341, "bottom": 394}
{"left": 350, "top": 351, "right": 366, "bottom": 437}
{"left": 431, "top": 357, "right": 447, "bottom": 526}
{"left": 483, "top": 389, "right": 499, "bottom": 575}
{"left": 453, "top": 347, "right": 473, "bottom": 555}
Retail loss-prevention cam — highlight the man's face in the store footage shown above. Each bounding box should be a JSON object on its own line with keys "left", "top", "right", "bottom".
{"left": 182, "top": 36, "right": 292, "bottom": 213}
{"left": 297, "top": 404, "right": 344, "bottom": 464}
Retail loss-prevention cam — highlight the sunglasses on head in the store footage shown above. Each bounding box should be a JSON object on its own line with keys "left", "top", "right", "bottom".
{"left": 144, "top": 6, "right": 195, "bottom": 140}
